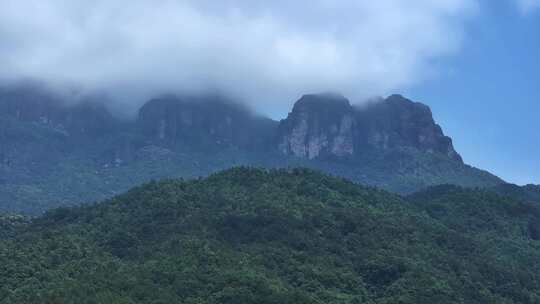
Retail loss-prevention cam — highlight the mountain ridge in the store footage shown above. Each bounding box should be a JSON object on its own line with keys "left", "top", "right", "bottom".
{"left": 277, "top": 93, "right": 462, "bottom": 162}
{"left": 0, "top": 85, "right": 503, "bottom": 214}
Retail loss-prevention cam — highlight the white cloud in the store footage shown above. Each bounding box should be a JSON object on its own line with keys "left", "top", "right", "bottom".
{"left": 517, "top": 0, "right": 540, "bottom": 14}
{"left": 0, "top": 0, "right": 477, "bottom": 115}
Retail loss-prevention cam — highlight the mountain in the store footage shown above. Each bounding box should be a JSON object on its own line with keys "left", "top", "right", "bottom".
{"left": 277, "top": 93, "right": 357, "bottom": 158}
{"left": 0, "top": 85, "right": 503, "bottom": 214}
{"left": 491, "top": 183, "right": 540, "bottom": 204}
{"left": 277, "top": 93, "right": 461, "bottom": 162}
{"left": 1, "top": 168, "right": 539, "bottom": 303}
{"left": 137, "top": 95, "right": 277, "bottom": 152}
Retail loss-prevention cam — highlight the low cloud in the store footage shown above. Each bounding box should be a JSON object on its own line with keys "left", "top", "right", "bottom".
{"left": 1, "top": 0, "right": 476, "bottom": 116}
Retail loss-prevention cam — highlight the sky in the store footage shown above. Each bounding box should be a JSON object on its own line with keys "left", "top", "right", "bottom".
{"left": 405, "top": 0, "right": 540, "bottom": 185}
{"left": 0, "top": 0, "right": 538, "bottom": 184}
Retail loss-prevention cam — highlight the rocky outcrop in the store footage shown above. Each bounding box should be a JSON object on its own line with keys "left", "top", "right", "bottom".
{"left": 277, "top": 94, "right": 355, "bottom": 159}
{"left": 137, "top": 95, "right": 277, "bottom": 151}
{"left": 0, "top": 84, "right": 117, "bottom": 138}
{"left": 0, "top": 84, "right": 66, "bottom": 124}
{"left": 277, "top": 93, "right": 462, "bottom": 162}
{"left": 357, "top": 94, "right": 462, "bottom": 162}
{"left": 0, "top": 84, "right": 131, "bottom": 169}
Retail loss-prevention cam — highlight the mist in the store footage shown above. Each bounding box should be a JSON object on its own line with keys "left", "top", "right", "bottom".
{"left": 1, "top": 0, "right": 477, "bottom": 118}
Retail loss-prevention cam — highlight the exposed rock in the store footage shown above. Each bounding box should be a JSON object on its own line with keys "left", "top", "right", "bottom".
{"left": 277, "top": 93, "right": 462, "bottom": 162}
{"left": 277, "top": 93, "right": 355, "bottom": 159}
{"left": 0, "top": 84, "right": 66, "bottom": 123}
{"left": 137, "top": 94, "right": 277, "bottom": 151}
{"left": 357, "top": 94, "right": 462, "bottom": 162}
{"left": 0, "top": 84, "right": 118, "bottom": 139}
{"left": 331, "top": 114, "right": 355, "bottom": 156}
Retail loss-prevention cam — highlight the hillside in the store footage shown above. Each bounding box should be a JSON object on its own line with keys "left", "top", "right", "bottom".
{"left": 1, "top": 168, "right": 539, "bottom": 303}
{"left": 0, "top": 84, "right": 502, "bottom": 214}
{"left": 490, "top": 183, "right": 540, "bottom": 204}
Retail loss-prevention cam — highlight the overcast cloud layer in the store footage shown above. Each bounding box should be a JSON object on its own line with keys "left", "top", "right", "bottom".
{"left": 1, "top": 0, "right": 478, "bottom": 115}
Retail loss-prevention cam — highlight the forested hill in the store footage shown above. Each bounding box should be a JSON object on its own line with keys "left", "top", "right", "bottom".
{"left": 2, "top": 167, "right": 540, "bottom": 303}
{"left": 490, "top": 183, "right": 540, "bottom": 204}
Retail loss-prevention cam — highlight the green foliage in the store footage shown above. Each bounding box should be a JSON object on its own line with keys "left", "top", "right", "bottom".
{"left": 1, "top": 168, "right": 539, "bottom": 303}
{"left": 490, "top": 183, "right": 540, "bottom": 204}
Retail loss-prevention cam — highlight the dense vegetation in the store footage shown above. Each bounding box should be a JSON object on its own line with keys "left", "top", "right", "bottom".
{"left": 1, "top": 167, "right": 540, "bottom": 303}
{"left": 491, "top": 183, "right": 540, "bottom": 204}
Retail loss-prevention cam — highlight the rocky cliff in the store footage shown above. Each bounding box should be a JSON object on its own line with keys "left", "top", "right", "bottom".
{"left": 0, "top": 84, "right": 117, "bottom": 139}
{"left": 277, "top": 93, "right": 355, "bottom": 159}
{"left": 137, "top": 95, "right": 277, "bottom": 151}
{"left": 277, "top": 93, "right": 462, "bottom": 162}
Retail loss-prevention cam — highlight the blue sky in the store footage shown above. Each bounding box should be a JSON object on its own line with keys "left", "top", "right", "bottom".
{"left": 405, "top": 0, "right": 540, "bottom": 185}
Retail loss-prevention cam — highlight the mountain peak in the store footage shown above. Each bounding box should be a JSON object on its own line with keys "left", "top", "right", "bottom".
{"left": 290, "top": 93, "right": 352, "bottom": 117}
{"left": 278, "top": 93, "right": 463, "bottom": 163}
{"left": 384, "top": 94, "right": 432, "bottom": 114}
{"left": 386, "top": 93, "right": 409, "bottom": 101}
{"left": 137, "top": 94, "right": 276, "bottom": 151}
{"left": 278, "top": 94, "right": 355, "bottom": 159}
{"left": 374, "top": 95, "right": 462, "bottom": 162}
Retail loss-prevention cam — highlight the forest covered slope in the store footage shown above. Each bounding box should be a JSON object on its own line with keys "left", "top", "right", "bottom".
{"left": 1, "top": 168, "right": 539, "bottom": 303}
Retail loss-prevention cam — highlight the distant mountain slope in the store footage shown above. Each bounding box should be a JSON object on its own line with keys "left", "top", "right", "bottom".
{"left": 0, "top": 168, "right": 538, "bottom": 303}
{"left": 0, "top": 84, "right": 503, "bottom": 214}
{"left": 489, "top": 183, "right": 540, "bottom": 203}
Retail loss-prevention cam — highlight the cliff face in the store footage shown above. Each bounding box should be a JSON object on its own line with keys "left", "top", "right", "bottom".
{"left": 0, "top": 85, "right": 65, "bottom": 122}
{"left": 277, "top": 94, "right": 355, "bottom": 159}
{"left": 137, "top": 95, "right": 277, "bottom": 151}
{"left": 0, "top": 85, "right": 117, "bottom": 139}
{"left": 0, "top": 85, "right": 131, "bottom": 174}
{"left": 277, "top": 93, "right": 462, "bottom": 162}
{"left": 357, "top": 94, "right": 462, "bottom": 162}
